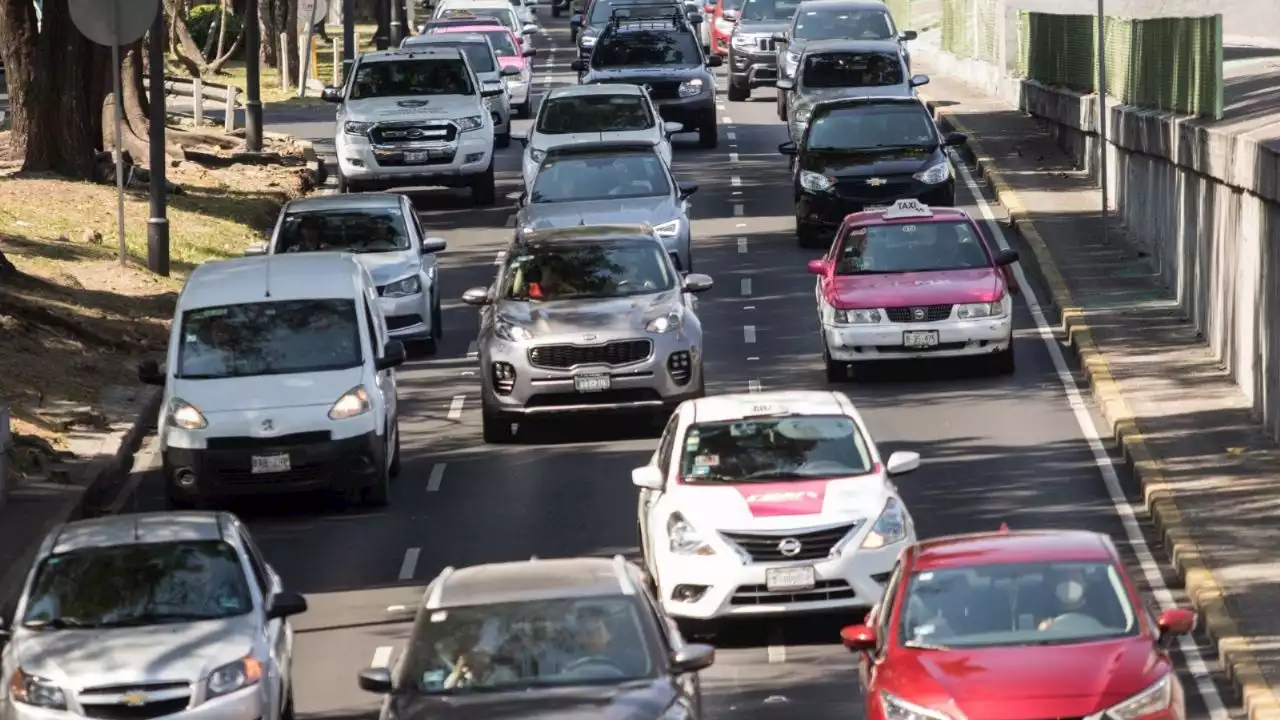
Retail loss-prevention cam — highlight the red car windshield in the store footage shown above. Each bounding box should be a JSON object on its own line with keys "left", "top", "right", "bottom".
{"left": 835, "top": 221, "right": 989, "bottom": 275}
{"left": 898, "top": 561, "right": 1139, "bottom": 649}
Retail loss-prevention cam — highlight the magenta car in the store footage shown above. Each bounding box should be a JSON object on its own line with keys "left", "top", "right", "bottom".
{"left": 437, "top": 24, "right": 536, "bottom": 117}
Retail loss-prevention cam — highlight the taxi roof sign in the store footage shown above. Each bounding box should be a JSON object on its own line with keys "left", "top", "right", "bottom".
{"left": 882, "top": 199, "right": 933, "bottom": 219}
{"left": 740, "top": 401, "right": 788, "bottom": 417}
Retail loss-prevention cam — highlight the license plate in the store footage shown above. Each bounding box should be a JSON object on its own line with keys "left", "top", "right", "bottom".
{"left": 766, "top": 566, "right": 816, "bottom": 592}
{"left": 405, "top": 151, "right": 429, "bottom": 163}
{"left": 573, "top": 374, "right": 611, "bottom": 393}
{"left": 251, "top": 453, "right": 291, "bottom": 474}
{"left": 903, "top": 330, "right": 940, "bottom": 348}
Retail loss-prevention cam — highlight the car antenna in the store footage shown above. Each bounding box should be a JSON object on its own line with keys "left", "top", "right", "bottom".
{"left": 263, "top": 252, "right": 273, "bottom": 298}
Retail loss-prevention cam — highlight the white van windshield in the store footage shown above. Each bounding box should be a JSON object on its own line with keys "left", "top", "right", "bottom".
{"left": 176, "top": 299, "right": 363, "bottom": 379}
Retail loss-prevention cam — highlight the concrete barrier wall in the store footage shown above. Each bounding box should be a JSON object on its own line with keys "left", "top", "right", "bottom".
{"left": 914, "top": 40, "right": 1280, "bottom": 439}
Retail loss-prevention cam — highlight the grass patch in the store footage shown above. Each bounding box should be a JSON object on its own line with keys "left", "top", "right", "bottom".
{"left": 211, "top": 24, "right": 379, "bottom": 109}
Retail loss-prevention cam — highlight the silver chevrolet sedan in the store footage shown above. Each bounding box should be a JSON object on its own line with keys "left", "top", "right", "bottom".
{"left": 461, "top": 225, "right": 713, "bottom": 443}
{"left": 0, "top": 512, "right": 308, "bottom": 720}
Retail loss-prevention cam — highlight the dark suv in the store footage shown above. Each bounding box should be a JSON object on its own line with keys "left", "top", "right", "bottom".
{"left": 573, "top": 5, "right": 723, "bottom": 148}
{"left": 726, "top": 0, "right": 800, "bottom": 101}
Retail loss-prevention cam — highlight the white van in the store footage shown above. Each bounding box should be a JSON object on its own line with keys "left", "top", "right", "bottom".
{"left": 137, "top": 253, "right": 406, "bottom": 509}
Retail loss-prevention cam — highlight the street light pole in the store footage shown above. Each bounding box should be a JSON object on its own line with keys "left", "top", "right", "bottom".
{"left": 147, "top": 7, "right": 170, "bottom": 276}
{"left": 390, "top": 0, "right": 404, "bottom": 46}
{"left": 1096, "top": 0, "right": 1109, "bottom": 244}
{"left": 245, "top": 0, "right": 263, "bottom": 151}
{"left": 342, "top": 0, "right": 355, "bottom": 81}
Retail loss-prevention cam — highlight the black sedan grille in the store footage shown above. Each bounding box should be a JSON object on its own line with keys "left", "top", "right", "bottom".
{"left": 600, "top": 78, "right": 683, "bottom": 100}
{"left": 370, "top": 121, "right": 458, "bottom": 145}
{"left": 885, "top": 305, "right": 953, "bottom": 323}
{"left": 720, "top": 523, "right": 860, "bottom": 562}
{"left": 834, "top": 176, "right": 914, "bottom": 202}
{"left": 81, "top": 699, "right": 191, "bottom": 720}
{"left": 528, "top": 339, "right": 653, "bottom": 369}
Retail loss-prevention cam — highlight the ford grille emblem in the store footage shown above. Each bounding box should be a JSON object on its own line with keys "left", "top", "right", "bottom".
{"left": 261, "top": 419, "right": 275, "bottom": 432}
{"left": 866, "top": 177, "right": 887, "bottom": 186}
{"left": 406, "top": 128, "right": 425, "bottom": 139}
{"left": 777, "top": 537, "right": 802, "bottom": 557}
{"left": 912, "top": 308, "right": 926, "bottom": 321}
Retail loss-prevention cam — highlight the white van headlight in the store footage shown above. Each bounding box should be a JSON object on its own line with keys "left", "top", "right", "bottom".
{"left": 169, "top": 398, "right": 208, "bottom": 430}
{"left": 861, "top": 497, "right": 908, "bottom": 549}
{"left": 329, "top": 386, "right": 372, "bottom": 420}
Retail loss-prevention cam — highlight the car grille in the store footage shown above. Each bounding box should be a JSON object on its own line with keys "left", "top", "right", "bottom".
{"left": 834, "top": 176, "right": 914, "bottom": 202}
{"left": 528, "top": 339, "right": 653, "bottom": 369}
{"left": 756, "top": 37, "right": 776, "bottom": 52}
{"left": 81, "top": 699, "right": 192, "bottom": 720}
{"left": 525, "top": 388, "right": 664, "bottom": 407}
{"left": 78, "top": 682, "right": 192, "bottom": 720}
{"left": 369, "top": 120, "right": 458, "bottom": 144}
{"left": 720, "top": 523, "right": 860, "bottom": 562}
{"left": 206, "top": 431, "right": 332, "bottom": 451}
{"left": 885, "top": 304, "right": 953, "bottom": 323}
{"left": 601, "top": 78, "right": 683, "bottom": 100}
{"left": 730, "top": 579, "right": 855, "bottom": 605}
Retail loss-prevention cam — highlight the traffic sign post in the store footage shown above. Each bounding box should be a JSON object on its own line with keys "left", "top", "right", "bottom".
{"left": 68, "top": 0, "right": 162, "bottom": 269}
{"left": 297, "top": 0, "right": 331, "bottom": 97}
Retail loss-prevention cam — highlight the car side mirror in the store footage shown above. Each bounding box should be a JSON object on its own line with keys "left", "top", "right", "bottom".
{"left": 994, "top": 248, "right": 1018, "bottom": 266}
{"left": 265, "top": 591, "right": 309, "bottom": 620}
{"left": 570, "top": 59, "right": 586, "bottom": 71}
{"left": 514, "top": 130, "right": 530, "bottom": 146}
{"left": 358, "top": 667, "right": 394, "bottom": 694}
{"left": 1156, "top": 608, "right": 1196, "bottom": 643}
{"left": 421, "top": 236, "right": 448, "bottom": 253}
{"left": 777, "top": 141, "right": 797, "bottom": 155}
{"left": 631, "top": 465, "right": 665, "bottom": 490}
{"left": 689, "top": 12, "right": 703, "bottom": 23}
{"left": 909, "top": 74, "right": 929, "bottom": 87}
{"left": 886, "top": 450, "right": 920, "bottom": 475}
{"left": 840, "top": 624, "right": 876, "bottom": 651}
{"left": 321, "top": 86, "right": 344, "bottom": 102}
{"left": 945, "top": 131, "right": 968, "bottom": 146}
{"left": 705, "top": 54, "right": 722, "bottom": 67}
{"left": 376, "top": 340, "right": 408, "bottom": 370}
{"left": 774, "top": 77, "right": 794, "bottom": 90}
{"left": 462, "top": 286, "right": 492, "bottom": 306}
{"left": 806, "top": 259, "right": 829, "bottom": 275}
{"left": 678, "top": 181, "right": 698, "bottom": 199}
{"left": 671, "top": 644, "right": 715, "bottom": 673}
{"left": 523, "top": 47, "right": 537, "bottom": 57}
{"left": 481, "top": 87, "right": 504, "bottom": 97}
{"left": 771, "top": 30, "right": 786, "bottom": 42}
{"left": 501, "top": 64, "right": 522, "bottom": 76}
{"left": 683, "top": 273, "right": 713, "bottom": 293}
{"left": 899, "top": 29, "right": 917, "bottom": 41}
{"left": 663, "top": 121, "right": 684, "bottom": 137}
{"left": 521, "top": 23, "right": 538, "bottom": 33}
{"left": 244, "top": 242, "right": 267, "bottom": 256}
{"left": 137, "top": 359, "right": 165, "bottom": 386}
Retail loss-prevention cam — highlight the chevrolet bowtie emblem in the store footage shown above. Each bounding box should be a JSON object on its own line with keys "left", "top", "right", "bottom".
{"left": 866, "top": 177, "right": 887, "bottom": 186}
{"left": 120, "top": 692, "right": 149, "bottom": 706}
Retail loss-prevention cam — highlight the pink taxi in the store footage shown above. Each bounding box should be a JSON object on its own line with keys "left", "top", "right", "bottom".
{"left": 435, "top": 24, "right": 536, "bottom": 116}
{"left": 808, "top": 199, "right": 1020, "bottom": 380}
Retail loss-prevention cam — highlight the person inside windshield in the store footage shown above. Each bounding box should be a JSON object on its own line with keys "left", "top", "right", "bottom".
{"left": 1036, "top": 566, "right": 1092, "bottom": 630}
{"left": 181, "top": 314, "right": 236, "bottom": 376}
{"left": 558, "top": 606, "right": 630, "bottom": 677}
{"left": 431, "top": 63, "right": 464, "bottom": 94}
{"left": 443, "top": 619, "right": 520, "bottom": 688}
{"left": 287, "top": 215, "right": 325, "bottom": 252}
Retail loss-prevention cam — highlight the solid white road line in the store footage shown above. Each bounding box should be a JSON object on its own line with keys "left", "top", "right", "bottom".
{"left": 371, "top": 646, "right": 394, "bottom": 668}
{"left": 740, "top": 278, "right": 752, "bottom": 296}
{"left": 466, "top": 341, "right": 478, "bottom": 358}
{"left": 728, "top": 152, "right": 739, "bottom": 163}
{"left": 427, "top": 463, "right": 446, "bottom": 492}
{"left": 723, "top": 115, "right": 733, "bottom": 123}
{"left": 743, "top": 325, "right": 756, "bottom": 343}
{"left": 731, "top": 175, "right": 742, "bottom": 186}
{"left": 748, "top": 379, "right": 763, "bottom": 392}
{"left": 767, "top": 645, "right": 787, "bottom": 663}
{"left": 957, "top": 161, "right": 1229, "bottom": 718}
{"left": 399, "top": 548, "right": 420, "bottom": 580}
{"left": 737, "top": 237, "right": 748, "bottom": 253}
{"left": 447, "top": 395, "right": 465, "bottom": 420}
{"left": 733, "top": 204, "right": 744, "bottom": 216}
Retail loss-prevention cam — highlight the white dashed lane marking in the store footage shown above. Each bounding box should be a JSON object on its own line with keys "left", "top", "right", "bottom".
{"left": 371, "top": 647, "right": 394, "bottom": 668}
{"left": 427, "top": 463, "right": 447, "bottom": 492}
{"left": 737, "top": 237, "right": 747, "bottom": 253}
{"left": 733, "top": 204, "right": 743, "bottom": 216}
{"left": 743, "top": 325, "right": 756, "bottom": 343}
{"left": 731, "top": 175, "right": 742, "bottom": 186}
{"left": 729, "top": 152, "right": 739, "bottom": 163}
{"left": 740, "top": 278, "right": 752, "bottom": 296}
{"left": 447, "top": 395, "right": 465, "bottom": 420}
{"left": 398, "top": 548, "right": 420, "bottom": 580}
{"left": 748, "top": 379, "right": 763, "bottom": 393}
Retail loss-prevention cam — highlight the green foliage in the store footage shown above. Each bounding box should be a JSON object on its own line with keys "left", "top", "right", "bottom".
{"left": 187, "top": 3, "right": 245, "bottom": 52}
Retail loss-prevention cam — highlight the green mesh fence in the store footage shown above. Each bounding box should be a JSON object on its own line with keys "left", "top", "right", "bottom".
{"left": 940, "top": 0, "right": 972, "bottom": 58}
{"left": 884, "top": 0, "right": 911, "bottom": 31}
{"left": 974, "top": 0, "right": 999, "bottom": 63}
{"left": 940, "top": 0, "right": 1004, "bottom": 63}
{"left": 1021, "top": 12, "right": 1096, "bottom": 92}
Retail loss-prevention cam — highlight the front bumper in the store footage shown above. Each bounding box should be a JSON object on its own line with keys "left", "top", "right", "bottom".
{"left": 823, "top": 315, "right": 1013, "bottom": 362}
{"left": 653, "top": 94, "right": 715, "bottom": 130}
{"left": 336, "top": 131, "right": 493, "bottom": 188}
{"left": 797, "top": 181, "right": 955, "bottom": 230}
{"left": 480, "top": 336, "right": 704, "bottom": 416}
{"left": 377, "top": 290, "right": 433, "bottom": 341}
{"left": 3, "top": 678, "right": 267, "bottom": 720}
{"left": 728, "top": 47, "right": 777, "bottom": 87}
{"left": 162, "top": 429, "right": 384, "bottom": 499}
{"left": 654, "top": 542, "right": 903, "bottom": 620}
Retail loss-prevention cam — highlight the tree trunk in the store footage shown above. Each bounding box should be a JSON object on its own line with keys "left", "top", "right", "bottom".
{"left": 260, "top": 0, "right": 279, "bottom": 68}
{"left": 122, "top": 41, "right": 149, "bottom": 135}
{"left": 206, "top": 21, "right": 245, "bottom": 74}
{"left": 215, "top": 0, "right": 229, "bottom": 58}
{"left": 283, "top": 0, "right": 299, "bottom": 87}
{"left": 1, "top": 0, "right": 110, "bottom": 179}
{"left": 168, "top": 0, "right": 208, "bottom": 75}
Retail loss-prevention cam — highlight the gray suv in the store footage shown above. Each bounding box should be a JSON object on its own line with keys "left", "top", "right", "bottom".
{"left": 461, "top": 226, "right": 713, "bottom": 443}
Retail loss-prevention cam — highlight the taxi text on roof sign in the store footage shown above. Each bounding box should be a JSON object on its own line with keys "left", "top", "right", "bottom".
{"left": 882, "top": 199, "right": 933, "bottom": 219}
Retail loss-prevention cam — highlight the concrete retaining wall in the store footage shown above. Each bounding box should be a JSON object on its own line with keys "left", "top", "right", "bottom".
{"left": 915, "top": 40, "right": 1280, "bottom": 439}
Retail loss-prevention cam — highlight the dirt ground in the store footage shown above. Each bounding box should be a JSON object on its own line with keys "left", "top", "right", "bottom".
{"left": 0, "top": 130, "right": 312, "bottom": 462}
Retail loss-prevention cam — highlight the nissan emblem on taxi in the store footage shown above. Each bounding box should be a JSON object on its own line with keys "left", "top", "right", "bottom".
{"left": 912, "top": 308, "right": 926, "bottom": 321}
{"left": 777, "top": 537, "right": 803, "bottom": 557}
{"left": 883, "top": 199, "right": 933, "bottom": 219}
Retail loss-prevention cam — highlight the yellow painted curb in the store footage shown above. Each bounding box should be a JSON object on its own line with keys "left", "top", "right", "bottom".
{"left": 921, "top": 97, "right": 1280, "bottom": 718}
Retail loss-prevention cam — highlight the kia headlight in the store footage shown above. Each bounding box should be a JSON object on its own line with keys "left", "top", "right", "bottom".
{"left": 1105, "top": 673, "right": 1173, "bottom": 720}
{"left": 168, "top": 397, "right": 208, "bottom": 430}
{"left": 861, "top": 497, "right": 908, "bottom": 549}
{"left": 530, "top": 148, "right": 546, "bottom": 163}
{"left": 495, "top": 321, "right": 535, "bottom": 342}
{"left": 955, "top": 300, "right": 1005, "bottom": 319}
{"left": 646, "top": 309, "right": 684, "bottom": 334}
{"left": 329, "top": 386, "right": 372, "bottom": 420}
{"left": 826, "top": 305, "right": 881, "bottom": 324}
{"left": 653, "top": 219, "right": 681, "bottom": 237}
{"left": 8, "top": 668, "right": 67, "bottom": 710}
{"left": 730, "top": 33, "right": 754, "bottom": 49}
{"left": 913, "top": 161, "right": 950, "bottom": 184}
{"left": 454, "top": 115, "right": 484, "bottom": 132}
{"left": 799, "top": 169, "right": 833, "bottom": 193}
{"left": 678, "top": 79, "right": 705, "bottom": 97}
{"left": 667, "top": 512, "right": 714, "bottom": 555}
{"left": 879, "top": 691, "right": 961, "bottom": 720}
{"left": 382, "top": 275, "right": 422, "bottom": 298}
{"left": 343, "top": 120, "right": 374, "bottom": 136}
{"left": 205, "top": 656, "right": 263, "bottom": 700}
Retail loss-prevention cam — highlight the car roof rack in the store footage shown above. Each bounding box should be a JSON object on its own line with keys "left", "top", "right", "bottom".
{"left": 607, "top": 2, "right": 688, "bottom": 29}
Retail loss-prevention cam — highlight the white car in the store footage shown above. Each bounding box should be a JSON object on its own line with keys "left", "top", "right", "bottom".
{"left": 632, "top": 390, "right": 920, "bottom": 627}
{"left": 517, "top": 83, "right": 678, "bottom": 188}
{"left": 433, "top": 0, "right": 539, "bottom": 46}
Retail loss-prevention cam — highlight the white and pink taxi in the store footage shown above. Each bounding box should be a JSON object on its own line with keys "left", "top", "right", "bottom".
{"left": 809, "top": 199, "right": 1021, "bottom": 381}
{"left": 631, "top": 390, "right": 920, "bottom": 630}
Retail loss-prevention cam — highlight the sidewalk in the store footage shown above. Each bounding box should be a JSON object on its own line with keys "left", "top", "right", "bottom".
{"left": 914, "top": 56, "right": 1280, "bottom": 718}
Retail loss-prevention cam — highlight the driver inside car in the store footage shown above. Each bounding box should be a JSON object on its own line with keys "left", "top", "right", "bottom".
{"left": 1037, "top": 566, "right": 1092, "bottom": 630}
{"left": 557, "top": 606, "right": 640, "bottom": 678}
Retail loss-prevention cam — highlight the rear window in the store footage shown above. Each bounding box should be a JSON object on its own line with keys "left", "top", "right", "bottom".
{"left": 793, "top": 7, "right": 894, "bottom": 40}
{"left": 593, "top": 29, "right": 701, "bottom": 67}
{"left": 176, "top": 299, "right": 363, "bottom": 379}
{"left": 537, "top": 95, "right": 655, "bottom": 134}
{"left": 479, "top": 29, "right": 519, "bottom": 56}
{"left": 437, "top": 41, "right": 497, "bottom": 72}
{"left": 443, "top": 5, "right": 517, "bottom": 30}
{"left": 350, "top": 58, "right": 475, "bottom": 98}
{"left": 803, "top": 51, "right": 902, "bottom": 88}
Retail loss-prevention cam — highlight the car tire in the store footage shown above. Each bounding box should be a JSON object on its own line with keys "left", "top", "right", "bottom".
{"left": 471, "top": 159, "right": 497, "bottom": 205}
{"left": 796, "top": 220, "right": 822, "bottom": 249}
{"left": 339, "top": 172, "right": 360, "bottom": 194}
{"left": 388, "top": 419, "right": 402, "bottom": 478}
{"left": 727, "top": 82, "right": 749, "bottom": 102}
{"left": 552, "top": 5, "right": 560, "bottom": 15}
{"left": 432, "top": 295, "right": 443, "bottom": 340}
{"left": 824, "top": 347, "right": 847, "bottom": 383}
{"left": 483, "top": 410, "right": 515, "bottom": 443}
{"left": 698, "top": 122, "right": 718, "bottom": 149}
{"left": 496, "top": 130, "right": 511, "bottom": 149}
{"left": 991, "top": 344, "right": 1015, "bottom": 375}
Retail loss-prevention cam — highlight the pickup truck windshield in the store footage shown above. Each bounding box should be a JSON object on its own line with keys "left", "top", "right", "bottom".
{"left": 351, "top": 58, "right": 476, "bottom": 98}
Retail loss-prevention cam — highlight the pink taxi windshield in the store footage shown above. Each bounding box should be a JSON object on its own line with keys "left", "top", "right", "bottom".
{"left": 835, "top": 220, "right": 991, "bottom": 276}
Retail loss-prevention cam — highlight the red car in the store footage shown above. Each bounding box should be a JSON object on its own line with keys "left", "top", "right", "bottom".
{"left": 839, "top": 528, "right": 1198, "bottom": 720}
{"left": 707, "top": 0, "right": 744, "bottom": 55}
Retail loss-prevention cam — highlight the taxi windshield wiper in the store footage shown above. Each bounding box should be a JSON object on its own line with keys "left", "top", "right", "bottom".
{"left": 24, "top": 616, "right": 93, "bottom": 630}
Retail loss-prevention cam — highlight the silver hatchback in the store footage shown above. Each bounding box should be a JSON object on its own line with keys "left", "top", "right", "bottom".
{"left": 461, "top": 225, "right": 713, "bottom": 443}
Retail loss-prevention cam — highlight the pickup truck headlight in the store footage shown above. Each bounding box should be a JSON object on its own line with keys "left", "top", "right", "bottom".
{"left": 344, "top": 120, "right": 374, "bottom": 136}
{"left": 454, "top": 115, "right": 484, "bottom": 132}
{"left": 329, "top": 386, "right": 372, "bottom": 420}
{"left": 652, "top": 219, "right": 681, "bottom": 237}
{"left": 861, "top": 498, "right": 908, "bottom": 549}
{"left": 678, "top": 79, "right": 704, "bottom": 97}
{"left": 205, "top": 656, "right": 263, "bottom": 700}
{"left": 913, "top": 161, "right": 950, "bottom": 184}
{"left": 799, "top": 170, "right": 833, "bottom": 193}
{"left": 580, "top": 35, "right": 597, "bottom": 48}
{"left": 383, "top": 275, "right": 422, "bottom": 298}
{"left": 1105, "top": 673, "right": 1172, "bottom": 720}
{"left": 667, "top": 512, "right": 714, "bottom": 555}
{"left": 169, "top": 398, "right": 208, "bottom": 430}
{"left": 793, "top": 105, "right": 812, "bottom": 123}
{"left": 495, "top": 321, "right": 535, "bottom": 342}
{"left": 8, "top": 669, "right": 67, "bottom": 710}
{"left": 956, "top": 300, "right": 1005, "bottom": 319}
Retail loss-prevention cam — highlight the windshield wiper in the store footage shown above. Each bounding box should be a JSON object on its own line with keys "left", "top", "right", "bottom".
{"left": 741, "top": 470, "right": 821, "bottom": 481}
{"left": 94, "top": 612, "right": 228, "bottom": 628}
{"left": 24, "top": 617, "right": 93, "bottom": 630}
{"left": 903, "top": 641, "right": 950, "bottom": 650}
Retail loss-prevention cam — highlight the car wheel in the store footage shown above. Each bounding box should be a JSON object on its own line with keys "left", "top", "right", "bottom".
{"left": 483, "top": 410, "right": 515, "bottom": 443}
{"left": 337, "top": 171, "right": 349, "bottom": 193}
{"left": 471, "top": 159, "right": 497, "bottom": 205}
{"left": 796, "top": 220, "right": 822, "bottom": 249}
{"left": 388, "top": 418, "right": 402, "bottom": 478}
{"left": 496, "top": 130, "right": 511, "bottom": 149}
{"left": 824, "top": 347, "right": 847, "bottom": 383}
{"left": 698, "top": 122, "right": 718, "bottom": 149}
{"left": 776, "top": 92, "right": 786, "bottom": 120}
{"left": 431, "top": 295, "right": 443, "bottom": 340}
{"left": 727, "top": 82, "right": 749, "bottom": 102}
{"left": 990, "top": 344, "right": 1015, "bottom": 375}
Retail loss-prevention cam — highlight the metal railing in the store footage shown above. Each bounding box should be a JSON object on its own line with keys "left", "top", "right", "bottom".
{"left": 144, "top": 75, "right": 245, "bottom": 131}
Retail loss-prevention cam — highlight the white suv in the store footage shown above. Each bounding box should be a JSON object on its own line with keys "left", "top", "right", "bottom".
{"left": 323, "top": 48, "right": 502, "bottom": 204}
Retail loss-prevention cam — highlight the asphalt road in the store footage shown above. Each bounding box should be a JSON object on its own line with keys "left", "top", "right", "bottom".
{"left": 116, "top": 23, "right": 1246, "bottom": 720}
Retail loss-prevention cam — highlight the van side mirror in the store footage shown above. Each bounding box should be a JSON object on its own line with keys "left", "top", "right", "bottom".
{"left": 462, "top": 286, "right": 492, "bottom": 306}
{"left": 377, "top": 340, "right": 407, "bottom": 370}
{"left": 909, "top": 74, "right": 929, "bottom": 87}
{"left": 678, "top": 181, "right": 698, "bottom": 199}
{"left": 945, "top": 131, "right": 968, "bottom": 146}
{"left": 899, "top": 29, "right": 917, "bottom": 41}
{"left": 671, "top": 644, "right": 715, "bottom": 673}
{"left": 138, "top": 359, "right": 165, "bottom": 386}
{"left": 358, "top": 668, "right": 393, "bottom": 694}
{"left": 244, "top": 243, "right": 268, "bottom": 256}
